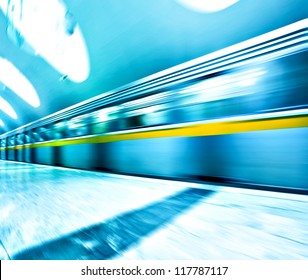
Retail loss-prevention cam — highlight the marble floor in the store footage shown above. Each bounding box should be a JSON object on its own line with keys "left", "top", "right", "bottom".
{"left": 0, "top": 160, "right": 307, "bottom": 260}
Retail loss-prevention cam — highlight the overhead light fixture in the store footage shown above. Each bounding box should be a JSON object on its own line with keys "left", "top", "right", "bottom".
{"left": 0, "top": 57, "right": 40, "bottom": 107}
{"left": 177, "top": 0, "right": 239, "bottom": 13}
{"left": 0, "top": 0, "right": 90, "bottom": 83}
{"left": 0, "top": 96, "right": 17, "bottom": 119}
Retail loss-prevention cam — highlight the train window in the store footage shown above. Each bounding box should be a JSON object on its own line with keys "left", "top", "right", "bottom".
{"left": 95, "top": 107, "right": 121, "bottom": 122}
{"left": 142, "top": 110, "right": 170, "bottom": 127}
{"left": 90, "top": 107, "right": 123, "bottom": 134}
{"left": 53, "top": 121, "right": 69, "bottom": 139}
{"left": 169, "top": 97, "right": 248, "bottom": 124}
{"left": 125, "top": 115, "right": 143, "bottom": 129}
{"left": 92, "top": 122, "right": 107, "bottom": 134}
{"left": 9, "top": 136, "right": 15, "bottom": 146}
{"left": 1, "top": 139, "right": 6, "bottom": 147}
{"left": 24, "top": 132, "right": 32, "bottom": 144}
{"left": 106, "top": 119, "right": 125, "bottom": 132}
{"left": 166, "top": 103, "right": 206, "bottom": 124}
{"left": 122, "top": 104, "right": 171, "bottom": 129}
{"left": 32, "top": 130, "right": 43, "bottom": 142}
{"left": 67, "top": 115, "right": 90, "bottom": 137}
{"left": 16, "top": 134, "right": 24, "bottom": 145}
{"left": 21, "top": 134, "right": 26, "bottom": 145}
{"left": 168, "top": 67, "right": 268, "bottom": 122}
{"left": 30, "top": 126, "right": 50, "bottom": 142}
{"left": 43, "top": 126, "right": 54, "bottom": 141}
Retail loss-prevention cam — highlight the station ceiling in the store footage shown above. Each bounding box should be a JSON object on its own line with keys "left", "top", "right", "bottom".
{"left": 0, "top": 0, "right": 307, "bottom": 133}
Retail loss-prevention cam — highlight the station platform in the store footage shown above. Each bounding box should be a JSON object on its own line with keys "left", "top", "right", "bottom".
{"left": 0, "top": 160, "right": 307, "bottom": 260}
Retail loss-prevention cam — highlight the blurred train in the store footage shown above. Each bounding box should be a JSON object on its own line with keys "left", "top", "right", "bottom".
{"left": 1, "top": 20, "right": 307, "bottom": 190}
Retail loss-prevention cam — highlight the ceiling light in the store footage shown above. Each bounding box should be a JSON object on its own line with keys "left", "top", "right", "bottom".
{"left": 177, "top": 0, "right": 239, "bottom": 13}
{"left": 0, "top": 0, "right": 90, "bottom": 83}
{"left": 0, "top": 57, "right": 40, "bottom": 107}
{"left": 0, "top": 96, "right": 17, "bottom": 119}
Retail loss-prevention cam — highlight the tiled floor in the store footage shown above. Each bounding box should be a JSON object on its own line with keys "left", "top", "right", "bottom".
{"left": 0, "top": 160, "right": 307, "bottom": 260}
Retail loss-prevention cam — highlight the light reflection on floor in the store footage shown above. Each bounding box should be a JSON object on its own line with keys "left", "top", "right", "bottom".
{"left": 0, "top": 160, "right": 307, "bottom": 260}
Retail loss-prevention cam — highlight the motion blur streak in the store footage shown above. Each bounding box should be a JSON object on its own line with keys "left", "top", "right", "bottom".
{"left": 1, "top": 110, "right": 307, "bottom": 149}
{"left": 0, "top": 17, "right": 308, "bottom": 260}
{"left": 1, "top": 20, "right": 307, "bottom": 190}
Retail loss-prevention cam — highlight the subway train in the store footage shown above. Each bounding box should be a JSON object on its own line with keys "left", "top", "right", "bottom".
{"left": 1, "top": 20, "right": 307, "bottom": 190}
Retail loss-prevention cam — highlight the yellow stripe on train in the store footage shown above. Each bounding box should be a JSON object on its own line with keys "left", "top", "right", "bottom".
{"left": 1, "top": 114, "right": 307, "bottom": 150}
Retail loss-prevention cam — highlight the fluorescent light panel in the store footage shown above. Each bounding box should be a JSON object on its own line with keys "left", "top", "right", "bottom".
{"left": 0, "top": 58, "right": 40, "bottom": 108}
{"left": 0, "top": 96, "right": 17, "bottom": 119}
{"left": 0, "top": 0, "right": 90, "bottom": 83}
